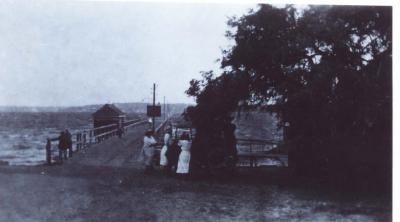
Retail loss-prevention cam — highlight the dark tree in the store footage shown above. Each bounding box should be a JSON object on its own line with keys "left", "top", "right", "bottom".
{"left": 185, "top": 71, "right": 249, "bottom": 176}
{"left": 186, "top": 5, "right": 392, "bottom": 190}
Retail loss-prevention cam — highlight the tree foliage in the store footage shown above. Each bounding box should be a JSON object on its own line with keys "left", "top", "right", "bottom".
{"left": 186, "top": 4, "right": 391, "bottom": 190}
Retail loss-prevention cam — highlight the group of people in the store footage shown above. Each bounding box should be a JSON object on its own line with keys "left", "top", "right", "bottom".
{"left": 56, "top": 126, "right": 192, "bottom": 171}
{"left": 140, "top": 128, "right": 192, "bottom": 176}
{"left": 58, "top": 129, "right": 73, "bottom": 163}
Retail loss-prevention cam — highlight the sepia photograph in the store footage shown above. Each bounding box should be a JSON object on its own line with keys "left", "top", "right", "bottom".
{"left": 0, "top": 0, "right": 395, "bottom": 221}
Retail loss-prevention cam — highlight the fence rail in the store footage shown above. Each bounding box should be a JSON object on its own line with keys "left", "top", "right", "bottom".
{"left": 45, "top": 118, "right": 149, "bottom": 165}
{"left": 237, "top": 138, "right": 279, "bottom": 153}
{"left": 125, "top": 120, "right": 148, "bottom": 131}
{"left": 236, "top": 138, "right": 286, "bottom": 167}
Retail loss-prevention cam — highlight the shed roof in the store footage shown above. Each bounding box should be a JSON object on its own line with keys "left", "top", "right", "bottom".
{"left": 92, "top": 104, "right": 126, "bottom": 118}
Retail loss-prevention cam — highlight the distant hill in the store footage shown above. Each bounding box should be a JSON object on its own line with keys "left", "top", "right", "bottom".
{"left": 0, "top": 103, "right": 190, "bottom": 115}
{"left": 0, "top": 106, "right": 61, "bottom": 112}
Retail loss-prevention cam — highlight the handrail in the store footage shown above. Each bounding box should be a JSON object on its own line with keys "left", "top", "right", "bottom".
{"left": 92, "top": 123, "right": 118, "bottom": 131}
{"left": 47, "top": 123, "right": 119, "bottom": 141}
{"left": 124, "top": 119, "right": 140, "bottom": 125}
{"left": 94, "top": 129, "right": 118, "bottom": 138}
{"left": 124, "top": 119, "right": 148, "bottom": 130}
{"left": 155, "top": 118, "right": 170, "bottom": 134}
{"left": 237, "top": 138, "right": 278, "bottom": 145}
{"left": 236, "top": 138, "right": 285, "bottom": 167}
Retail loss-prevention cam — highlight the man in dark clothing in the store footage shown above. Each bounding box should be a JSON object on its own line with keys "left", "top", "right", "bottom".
{"left": 58, "top": 131, "right": 68, "bottom": 163}
{"left": 65, "top": 129, "right": 73, "bottom": 157}
{"left": 223, "top": 122, "right": 237, "bottom": 161}
{"left": 165, "top": 139, "right": 181, "bottom": 174}
{"left": 117, "top": 127, "right": 124, "bottom": 139}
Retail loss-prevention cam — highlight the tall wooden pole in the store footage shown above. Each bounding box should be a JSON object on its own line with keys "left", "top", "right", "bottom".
{"left": 163, "top": 96, "right": 166, "bottom": 121}
{"left": 152, "top": 83, "right": 156, "bottom": 132}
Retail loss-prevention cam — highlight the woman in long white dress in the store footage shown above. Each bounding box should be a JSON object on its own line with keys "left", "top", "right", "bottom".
{"left": 176, "top": 133, "right": 191, "bottom": 175}
{"left": 141, "top": 130, "right": 157, "bottom": 172}
{"left": 159, "top": 129, "right": 171, "bottom": 167}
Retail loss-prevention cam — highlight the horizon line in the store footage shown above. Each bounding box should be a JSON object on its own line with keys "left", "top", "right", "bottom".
{"left": 0, "top": 101, "right": 195, "bottom": 108}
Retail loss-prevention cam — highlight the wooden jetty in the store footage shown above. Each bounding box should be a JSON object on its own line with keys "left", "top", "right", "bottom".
{"left": 45, "top": 118, "right": 148, "bottom": 165}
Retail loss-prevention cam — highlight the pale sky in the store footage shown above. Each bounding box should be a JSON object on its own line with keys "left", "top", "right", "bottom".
{"left": 0, "top": 0, "right": 256, "bottom": 106}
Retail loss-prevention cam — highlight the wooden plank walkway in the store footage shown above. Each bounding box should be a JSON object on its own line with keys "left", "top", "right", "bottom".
{"left": 62, "top": 122, "right": 149, "bottom": 168}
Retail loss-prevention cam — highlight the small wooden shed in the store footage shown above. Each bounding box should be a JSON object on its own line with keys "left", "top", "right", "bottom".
{"left": 92, "top": 104, "right": 126, "bottom": 135}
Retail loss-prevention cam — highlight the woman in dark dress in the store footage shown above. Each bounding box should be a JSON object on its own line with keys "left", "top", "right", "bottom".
{"left": 165, "top": 138, "right": 181, "bottom": 174}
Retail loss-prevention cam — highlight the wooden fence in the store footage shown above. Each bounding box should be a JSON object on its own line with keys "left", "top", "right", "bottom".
{"left": 237, "top": 138, "right": 280, "bottom": 153}
{"left": 45, "top": 118, "right": 149, "bottom": 165}
{"left": 236, "top": 138, "right": 287, "bottom": 167}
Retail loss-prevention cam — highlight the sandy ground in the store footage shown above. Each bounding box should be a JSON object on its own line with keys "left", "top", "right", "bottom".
{"left": 0, "top": 124, "right": 391, "bottom": 222}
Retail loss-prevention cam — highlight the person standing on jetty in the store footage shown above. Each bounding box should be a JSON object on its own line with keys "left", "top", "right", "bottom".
{"left": 117, "top": 126, "right": 124, "bottom": 139}
{"left": 140, "top": 130, "right": 157, "bottom": 173}
{"left": 176, "top": 133, "right": 191, "bottom": 177}
{"left": 65, "top": 129, "right": 73, "bottom": 158}
{"left": 159, "top": 128, "right": 172, "bottom": 170}
{"left": 58, "top": 131, "right": 68, "bottom": 163}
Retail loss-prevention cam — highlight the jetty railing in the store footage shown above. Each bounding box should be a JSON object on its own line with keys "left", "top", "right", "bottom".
{"left": 124, "top": 119, "right": 145, "bottom": 131}
{"left": 236, "top": 138, "right": 279, "bottom": 153}
{"left": 45, "top": 118, "right": 149, "bottom": 165}
{"left": 155, "top": 118, "right": 170, "bottom": 136}
{"left": 236, "top": 138, "right": 286, "bottom": 167}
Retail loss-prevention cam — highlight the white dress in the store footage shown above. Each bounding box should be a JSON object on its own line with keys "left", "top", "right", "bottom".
{"left": 159, "top": 133, "right": 171, "bottom": 166}
{"left": 176, "top": 140, "right": 191, "bottom": 174}
{"left": 141, "top": 136, "right": 157, "bottom": 166}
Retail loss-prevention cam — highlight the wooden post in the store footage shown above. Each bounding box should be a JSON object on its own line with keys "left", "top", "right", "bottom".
{"left": 90, "top": 130, "right": 94, "bottom": 145}
{"left": 76, "top": 133, "right": 80, "bottom": 150}
{"left": 88, "top": 130, "right": 92, "bottom": 145}
{"left": 46, "top": 139, "right": 52, "bottom": 165}
{"left": 163, "top": 96, "right": 166, "bottom": 121}
{"left": 152, "top": 83, "right": 156, "bottom": 132}
{"left": 83, "top": 132, "right": 87, "bottom": 148}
